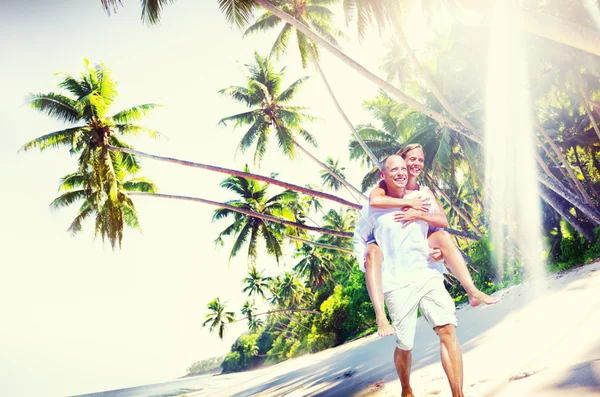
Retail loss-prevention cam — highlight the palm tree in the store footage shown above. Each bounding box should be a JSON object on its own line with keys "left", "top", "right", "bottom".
{"left": 219, "top": 52, "right": 364, "bottom": 199}
{"left": 219, "top": 53, "right": 317, "bottom": 164}
{"left": 319, "top": 157, "right": 346, "bottom": 192}
{"left": 203, "top": 297, "right": 236, "bottom": 340}
{"left": 293, "top": 244, "right": 335, "bottom": 288}
{"left": 319, "top": 207, "right": 355, "bottom": 255}
{"left": 241, "top": 300, "right": 264, "bottom": 331}
{"left": 213, "top": 165, "right": 297, "bottom": 265}
{"left": 21, "top": 59, "right": 160, "bottom": 248}
{"left": 242, "top": 267, "right": 273, "bottom": 301}
{"left": 270, "top": 272, "right": 305, "bottom": 308}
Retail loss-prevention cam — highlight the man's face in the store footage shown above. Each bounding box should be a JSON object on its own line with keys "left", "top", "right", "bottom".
{"left": 380, "top": 155, "right": 408, "bottom": 189}
{"left": 404, "top": 148, "right": 425, "bottom": 178}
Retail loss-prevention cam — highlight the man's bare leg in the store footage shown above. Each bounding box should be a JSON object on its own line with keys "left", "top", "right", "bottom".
{"left": 428, "top": 231, "right": 499, "bottom": 306}
{"left": 394, "top": 348, "right": 414, "bottom": 397}
{"left": 435, "top": 324, "right": 464, "bottom": 397}
{"left": 365, "top": 244, "right": 394, "bottom": 337}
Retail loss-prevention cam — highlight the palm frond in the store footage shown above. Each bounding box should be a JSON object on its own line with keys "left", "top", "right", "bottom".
{"left": 141, "top": 0, "right": 175, "bottom": 25}
{"left": 113, "top": 123, "right": 160, "bottom": 138}
{"left": 123, "top": 178, "right": 157, "bottom": 193}
{"left": 50, "top": 189, "right": 88, "bottom": 210}
{"left": 111, "top": 104, "right": 161, "bottom": 124}
{"left": 20, "top": 126, "right": 85, "bottom": 152}
{"left": 27, "top": 93, "right": 80, "bottom": 124}
{"left": 244, "top": 12, "right": 281, "bottom": 36}
{"left": 217, "top": 0, "right": 257, "bottom": 29}
{"left": 218, "top": 85, "right": 254, "bottom": 106}
{"left": 276, "top": 76, "right": 309, "bottom": 103}
{"left": 270, "top": 23, "right": 294, "bottom": 60}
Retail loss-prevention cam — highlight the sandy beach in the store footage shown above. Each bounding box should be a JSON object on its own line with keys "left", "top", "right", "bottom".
{"left": 186, "top": 261, "right": 600, "bottom": 397}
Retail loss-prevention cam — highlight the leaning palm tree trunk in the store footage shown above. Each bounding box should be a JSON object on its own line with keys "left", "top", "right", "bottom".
{"left": 425, "top": 173, "right": 484, "bottom": 237}
{"left": 252, "top": 0, "right": 480, "bottom": 144}
{"left": 128, "top": 191, "right": 354, "bottom": 238}
{"left": 535, "top": 120, "right": 594, "bottom": 206}
{"left": 537, "top": 173, "right": 600, "bottom": 226}
{"left": 572, "top": 145, "right": 600, "bottom": 199}
{"left": 535, "top": 153, "right": 561, "bottom": 186}
{"left": 109, "top": 146, "right": 362, "bottom": 209}
{"left": 391, "top": 19, "right": 478, "bottom": 135}
{"left": 520, "top": 8, "right": 600, "bottom": 58}
{"left": 286, "top": 235, "right": 353, "bottom": 254}
{"left": 291, "top": 139, "right": 367, "bottom": 201}
{"left": 578, "top": 89, "right": 600, "bottom": 141}
{"left": 539, "top": 188, "right": 595, "bottom": 241}
{"left": 309, "top": 46, "right": 380, "bottom": 168}
{"left": 536, "top": 135, "right": 572, "bottom": 185}
{"left": 451, "top": 1, "right": 600, "bottom": 57}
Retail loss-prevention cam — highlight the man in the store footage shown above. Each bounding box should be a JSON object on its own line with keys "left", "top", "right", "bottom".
{"left": 354, "top": 155, "right": 464, "bottom": 397}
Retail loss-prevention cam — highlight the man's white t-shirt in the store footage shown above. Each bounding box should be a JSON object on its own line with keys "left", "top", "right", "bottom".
{"left": 353, "top": 190, "right": 445, "bottom": 293}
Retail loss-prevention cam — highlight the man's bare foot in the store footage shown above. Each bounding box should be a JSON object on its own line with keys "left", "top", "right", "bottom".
{"left": 377, "top": 317, "right": 395, "bottom": 337}
{"left": 401, "top": 387, "right": 414, "bottom": 397}
{"left": 468, "top": 289, "right": 499, "bottom": 307}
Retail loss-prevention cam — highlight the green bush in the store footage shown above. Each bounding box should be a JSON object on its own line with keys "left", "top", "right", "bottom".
{"left": 221, "top": 351, "right": 242, "bottom": 372}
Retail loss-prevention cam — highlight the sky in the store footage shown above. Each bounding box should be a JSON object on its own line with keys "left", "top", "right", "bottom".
{"left": 0, "top": 1, "right": 433, "bottom": 396}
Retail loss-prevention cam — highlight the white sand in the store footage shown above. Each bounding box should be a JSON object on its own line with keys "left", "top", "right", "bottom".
{"left": 189, "top": 261, "right": 600, "bottom": 397}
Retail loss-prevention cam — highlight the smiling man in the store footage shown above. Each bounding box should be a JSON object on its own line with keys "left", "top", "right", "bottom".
{"left": 354, "top": 155, "right": 464, "bottom": 397}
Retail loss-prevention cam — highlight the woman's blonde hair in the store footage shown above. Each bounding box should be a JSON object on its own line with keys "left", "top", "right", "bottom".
{"left": 396, "top": 144, "right": 425, "bottom": 159}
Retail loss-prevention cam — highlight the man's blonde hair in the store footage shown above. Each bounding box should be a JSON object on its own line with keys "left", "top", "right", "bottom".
{"left": 396, "top": 144, "right": 425, "bottom": 159}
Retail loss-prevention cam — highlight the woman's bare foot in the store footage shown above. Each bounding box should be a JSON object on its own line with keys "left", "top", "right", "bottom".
{"left": 377, "top": 317, "right": 395, "bottom": 337}
{"left": 468, "top": 289, "right": 499, "bottom": 307}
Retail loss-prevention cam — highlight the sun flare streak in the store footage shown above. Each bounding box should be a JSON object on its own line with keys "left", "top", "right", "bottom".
{"left": 485, "top": 0, "right": 544, "bottom": 283}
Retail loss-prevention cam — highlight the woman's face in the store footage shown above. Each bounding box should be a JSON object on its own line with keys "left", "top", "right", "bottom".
{"left": 404, "top": 148, "right": 425, "bottom": 178}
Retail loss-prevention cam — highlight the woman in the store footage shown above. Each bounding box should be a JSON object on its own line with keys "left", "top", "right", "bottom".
{"left": 364, "top": 144, "right": 498, "bottom": 337}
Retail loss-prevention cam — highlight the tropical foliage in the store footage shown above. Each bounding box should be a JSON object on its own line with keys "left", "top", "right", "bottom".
{"left": 23, "top": 0, "right": 600, "bottom": 374}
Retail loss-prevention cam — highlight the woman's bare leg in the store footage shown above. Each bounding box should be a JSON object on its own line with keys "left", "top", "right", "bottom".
{"left": 365, "top": 244, "right": 395, "bottom": 336}
{"left": 428, "top": 231, "right": 499, "bottom": 306}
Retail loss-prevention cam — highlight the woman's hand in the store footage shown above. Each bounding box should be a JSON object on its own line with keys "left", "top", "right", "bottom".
{"left": 393, "top": 209, "right": 422, "bottom": 226}
{"left": 408, "top": 195, "right": 431, "bottom": 212}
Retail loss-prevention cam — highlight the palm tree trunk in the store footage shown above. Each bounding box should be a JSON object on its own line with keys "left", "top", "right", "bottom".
{"left": 424, "top": 173, "right": 484, "bottom": 237}
{"left": 453, "top": 1, "right": 600, "bottom": 57}
{"left": 291, "top": 139, "right": 367, "bottom": 201}
{"left": 252, "top": 0, "right": 480, "bottom": 144}
{"left": 286, "top": 235, "right": 353, "bottom": 254}
{"left": 572, "top": 145, "right": 600, "bottom": 199}
{"left": 537, "top": 173, "right": 600, "bottom": 226}
{"left": 391, "top": 19, "right": 479, "bottom": 135}
{"left": 520, "top": 8, "right": 600, "bottom": 57}
{"left": 535, "top": 120, "right": 594, "bottom": 206}
{"left": 579, "top": 89, "right": 600, "bottom": 141}
{"left": 232, "top": 308, "right": 321, "bottom": 323}
{"left": 108, "top": 146, "right": 362, "bottom": 209}
{"left": 539, "top": 188, "right": 595, "bottom": 241}
{"left": 535, "top": 152, "right": 562, "bottom": 186}
{"left": 536, "top": 135, "right": 571, "bottom": 184}
{"left": 128, "top": 191, "right": 354, "bottom": 238}
{"left": 309, "top": 47, "right": 380, "bottom": 168}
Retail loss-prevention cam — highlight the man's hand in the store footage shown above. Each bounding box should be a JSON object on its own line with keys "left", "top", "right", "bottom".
{"left": 429, "top": 248, "right": 443, "bottom": 262}
{"left": 408, "top": 195, "right": 431, "bottom": 212}
{"left": 393, "top": 209, "right": 422, "bottom": 226}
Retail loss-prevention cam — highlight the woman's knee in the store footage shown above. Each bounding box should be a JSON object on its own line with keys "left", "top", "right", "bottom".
{"left": 428, "top": 230, "right": 451, "bottom": 247}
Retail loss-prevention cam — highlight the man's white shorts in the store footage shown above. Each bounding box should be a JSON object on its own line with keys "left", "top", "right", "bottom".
{"left": 384, "top": 273, "right": 457, "bottom": 351}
